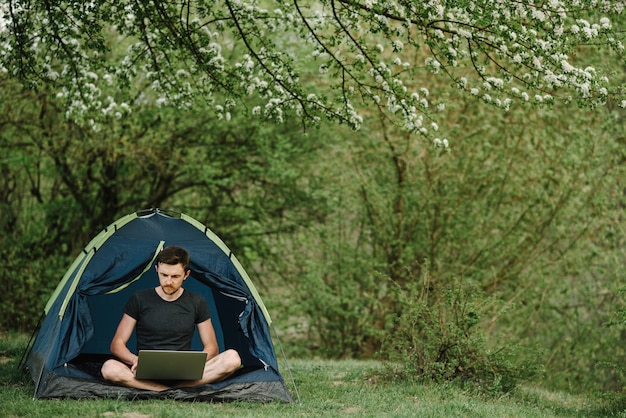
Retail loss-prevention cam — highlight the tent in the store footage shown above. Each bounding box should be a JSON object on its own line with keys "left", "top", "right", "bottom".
{"left": 23, "top": 208, "right": 294, "bottom": 402}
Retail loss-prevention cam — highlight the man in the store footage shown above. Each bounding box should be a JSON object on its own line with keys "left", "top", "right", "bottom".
{"left": 101, "top": 245, "right": 241, "bottom": 391}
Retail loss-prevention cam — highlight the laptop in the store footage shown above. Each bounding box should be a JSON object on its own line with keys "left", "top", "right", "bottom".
{"left": 135, "top": 350, "right": 207, "bottom": 380}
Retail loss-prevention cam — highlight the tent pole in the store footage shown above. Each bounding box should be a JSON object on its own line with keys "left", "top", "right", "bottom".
{"left": 271, "top": 323, "right": 301, "bottom": 405}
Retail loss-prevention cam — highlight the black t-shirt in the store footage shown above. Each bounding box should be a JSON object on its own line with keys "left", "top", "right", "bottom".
{"left": 124, "top": 288, "right": 211, "bottom": 352}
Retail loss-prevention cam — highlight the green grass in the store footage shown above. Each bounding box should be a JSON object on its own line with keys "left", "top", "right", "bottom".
{"left": 1, "top": 333, "right": 624, "bottom": 417}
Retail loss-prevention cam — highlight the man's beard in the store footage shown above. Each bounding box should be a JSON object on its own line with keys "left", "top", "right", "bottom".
{"left": 161, "top": 285, "right": 178, "bottom": 295}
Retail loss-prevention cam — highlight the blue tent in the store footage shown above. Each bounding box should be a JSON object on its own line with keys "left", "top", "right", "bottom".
{"left": 24, "top": 208, "right": 293, "bottom": 402}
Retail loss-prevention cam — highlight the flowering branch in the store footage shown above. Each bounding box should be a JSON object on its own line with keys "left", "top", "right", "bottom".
{"left": 0, "top": 0, "right": 623, "bottom": 138}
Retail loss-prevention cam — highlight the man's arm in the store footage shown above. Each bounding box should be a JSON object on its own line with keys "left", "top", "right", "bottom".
{"left": 197, "top": 319, "right": 219, "bottom": 360}
{"left": 110, "top": 313, "right": 139, "bottom": 371}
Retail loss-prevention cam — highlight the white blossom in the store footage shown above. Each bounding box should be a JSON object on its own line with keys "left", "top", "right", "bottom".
{"left": 392, "top": 40, "right": 404, "bottom": 51}
{"left": 0, "top": 0, "right": 620, "bottom": 134}
{"left": 433, "top": 137, "right": 449, "bottom": 148}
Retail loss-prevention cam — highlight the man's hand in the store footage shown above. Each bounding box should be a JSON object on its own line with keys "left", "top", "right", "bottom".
{"left": 129, "top": 355, "right": 139, "bottom": 373}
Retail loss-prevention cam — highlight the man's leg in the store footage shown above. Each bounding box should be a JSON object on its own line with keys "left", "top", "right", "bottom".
{"left": 177, "top": 349, "right": 242, "bottom": 387}
{"left": 101, "top": 359, "right": 170, "bottom": 391}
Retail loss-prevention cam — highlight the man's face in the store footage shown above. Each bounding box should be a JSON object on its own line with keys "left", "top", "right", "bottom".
{"left": 156, "top": 262, "right": 190, "bottom": 295}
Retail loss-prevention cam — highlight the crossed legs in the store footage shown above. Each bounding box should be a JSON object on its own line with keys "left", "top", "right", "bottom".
{"left": 101, "top": 349, "right": 242, "bottom": 391}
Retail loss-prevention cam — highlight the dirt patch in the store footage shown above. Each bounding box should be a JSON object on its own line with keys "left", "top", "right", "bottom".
{"left": 0, "top": 356, "right": 11, "bottom": 365}
{"left": 342, "top": 407, "right": 360, "bottom": 414}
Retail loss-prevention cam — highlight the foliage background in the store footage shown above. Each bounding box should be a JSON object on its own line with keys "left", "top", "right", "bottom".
{"left": 1, "top": 1, "right": 625, "bottom": 399}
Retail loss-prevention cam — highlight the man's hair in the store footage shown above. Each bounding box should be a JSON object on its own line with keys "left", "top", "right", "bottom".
{"left": 157, "top": 246, "right": 190, "bottom": 271}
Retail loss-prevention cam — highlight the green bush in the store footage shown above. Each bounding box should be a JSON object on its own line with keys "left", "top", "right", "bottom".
{"left": 0, "top": 229, "right": 69, "bottom": 332}
{"left": 378, "top": 264, "right": 541, "bottom": 395}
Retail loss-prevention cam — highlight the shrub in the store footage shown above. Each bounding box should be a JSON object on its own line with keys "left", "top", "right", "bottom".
{"left": 378, "top": 264, "right": 541, "bottom": 395}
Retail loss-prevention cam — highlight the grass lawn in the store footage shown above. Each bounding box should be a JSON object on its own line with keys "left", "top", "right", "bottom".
{"left": 1, "top": 333, "right": 623, "bottom": 417}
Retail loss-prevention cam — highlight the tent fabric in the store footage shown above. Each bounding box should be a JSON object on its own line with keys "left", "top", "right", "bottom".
{"left": 24, "top": 208, "right": 293, "bottom": 403}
